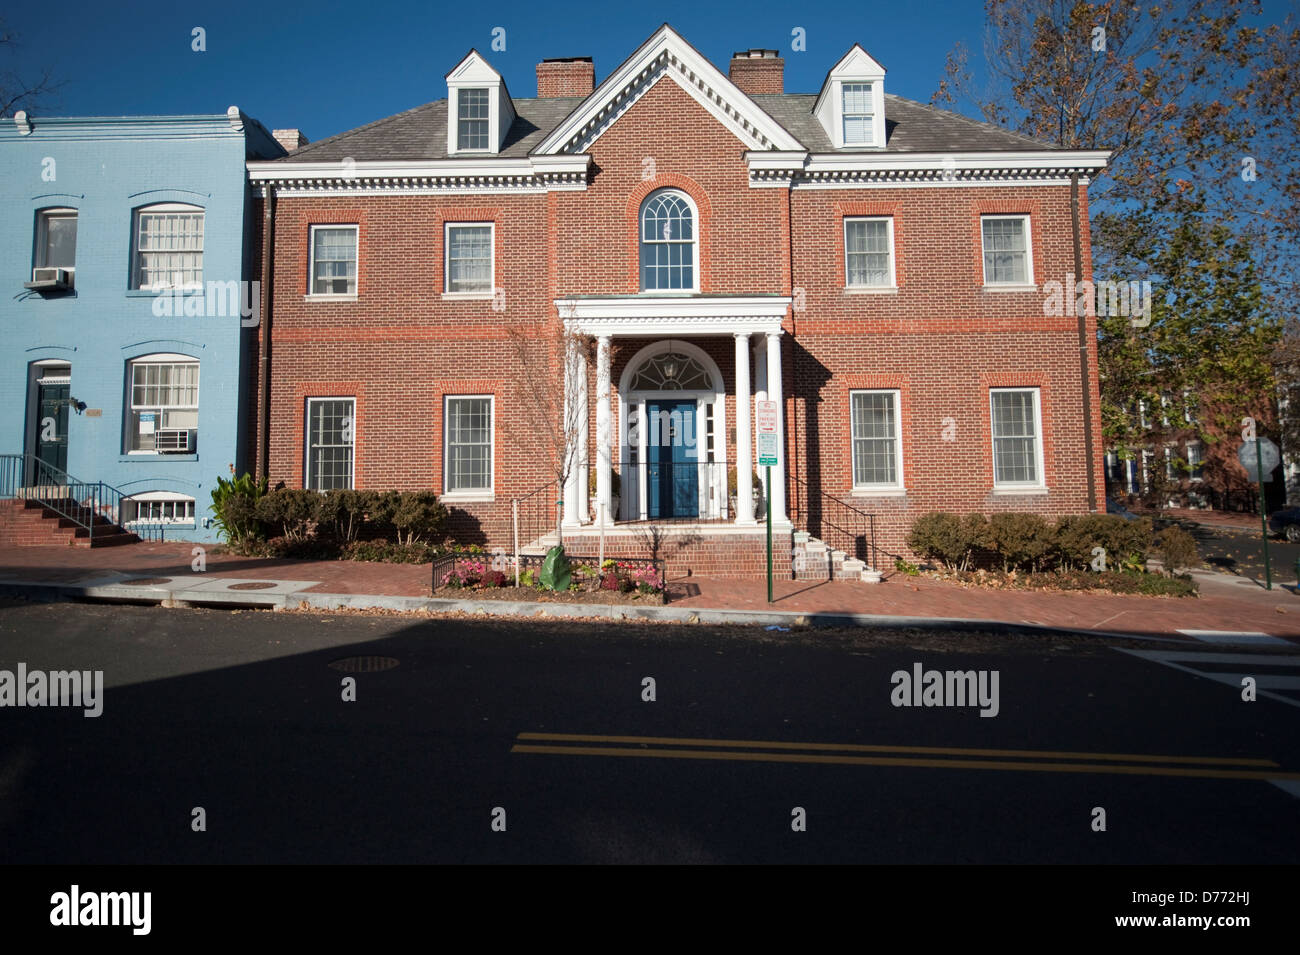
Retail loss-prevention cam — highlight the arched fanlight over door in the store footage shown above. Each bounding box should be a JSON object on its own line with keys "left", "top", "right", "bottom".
{"left": 628, "top": 350, "right": 711, "bottom": 391}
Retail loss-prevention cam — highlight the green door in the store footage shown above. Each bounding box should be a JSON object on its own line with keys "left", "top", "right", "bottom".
{"left": 34, "top": 382, "right": 69, "bottom": 483}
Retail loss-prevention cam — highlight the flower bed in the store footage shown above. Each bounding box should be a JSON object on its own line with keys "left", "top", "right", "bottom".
{"left": 900, "top": 562, "right": 1197, "bottom": 597}
{"left": 433, "top": 551, "right": 666, "bottom": 603}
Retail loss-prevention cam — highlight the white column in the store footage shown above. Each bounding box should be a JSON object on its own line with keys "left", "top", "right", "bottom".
{"left": 561, "top": 338, "right": 581, "bottom": 528}
{"left": 637, "top": 398, "right": 648, "bottom": 521}
{"left": 733, "top": 333, "right": 754, "bottom": 524}
{"left": 576, "top": 348, "right": 589, "bottom": 523}
{"left": 753, "top": 338, "right": 768, "bottom": 506}
{"left": 765, "top": 330, "right": 788, "bottom": 525}
{"left": 595, "top": 335, "right": 612, "bottom": 527}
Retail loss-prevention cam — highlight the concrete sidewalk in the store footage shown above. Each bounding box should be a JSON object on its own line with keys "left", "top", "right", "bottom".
{"left": 0, "top": 543, "right": 1297, "bottom": 641}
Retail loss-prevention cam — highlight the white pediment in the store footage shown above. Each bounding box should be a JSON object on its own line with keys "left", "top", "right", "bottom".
{"left": 445, "top": 50, "right": 503, "bottom": 84}
{"left": 534, "top": 24, "right": 805, "bottom": 156}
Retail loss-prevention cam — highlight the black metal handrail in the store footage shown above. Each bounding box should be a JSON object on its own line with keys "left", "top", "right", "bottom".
{"left": 513, "top": 478, "right": 562, "bottom": 549}
{"left": 791, "top": 475, "right": 878, "bottom": 571}
{"left": 612, "top": 460, "right": 736, "bottom": 524}
{"left": 0, "top": 452, "right": 151, "bottom": 543}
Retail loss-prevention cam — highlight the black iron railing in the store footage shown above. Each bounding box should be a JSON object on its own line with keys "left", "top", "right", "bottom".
{"left": 0, "top": 453, "right": 155, "bottom": 542}
{"left": 513, "top": 479, "right": 562, "bottom": 550}
{"left": 791, "top": 476, "right": 878, "bottom": 570}
{"left": 619, "top": 460, "right": 737, "bottom": 524}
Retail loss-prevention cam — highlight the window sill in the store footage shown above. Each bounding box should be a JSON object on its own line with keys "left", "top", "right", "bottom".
{"left": 441, "top": 291, "right": 494, "bottom": 301}
{"left": 844, "top": 286, "right": 898, "bottom": 295}
{"left": 850, "top": 487, "right": 907, "bottom": 497}
{"left": 992, "top": 486, "right": 1049, "bottom": 495}
{"left": 120, "top": 453, "right": 199, "bottom": 463}
{"left": 981, "top": 284, "right": 1037, "bottom": 293}
{"left": 304, "top": 294, "right": 357, "bottom": 302}
{"left": 440, "top": 492, "right": 495, "bottom": 504}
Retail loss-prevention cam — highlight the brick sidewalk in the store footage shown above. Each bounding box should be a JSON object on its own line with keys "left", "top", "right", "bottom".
{"left": 0, "top": 543, "right": 1297, "bottom": 639}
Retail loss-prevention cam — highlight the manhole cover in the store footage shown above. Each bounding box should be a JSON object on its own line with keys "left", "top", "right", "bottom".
{"left": 328, "top": 656, "right": 400, "bottom": 673}
{"left": 122, "top": 577, "right": 172, "bottom": 586}
{"left": 227, "top": 581, "right": 277, "bottom": 591}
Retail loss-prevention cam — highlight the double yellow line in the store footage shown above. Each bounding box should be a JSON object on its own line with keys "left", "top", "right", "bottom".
{"left": 511, "top": 732, "right": 1299, "bottom": 781}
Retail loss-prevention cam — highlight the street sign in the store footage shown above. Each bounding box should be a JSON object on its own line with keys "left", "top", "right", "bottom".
{"left": 757, "top": 432, "right": 779, "bottom": 466}
{"left": 1239, "top": 438, "right": 1280, "bottom": 482}
{"left": 756, "top": 400, "right": 779, "bottom": 435}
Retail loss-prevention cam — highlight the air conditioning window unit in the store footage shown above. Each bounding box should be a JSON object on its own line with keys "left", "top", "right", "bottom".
{"left": 25, "top": 267, "right": 74, "bottom": 291}
{"left": 154, "top": 429, "right": 192, "bottom": 453}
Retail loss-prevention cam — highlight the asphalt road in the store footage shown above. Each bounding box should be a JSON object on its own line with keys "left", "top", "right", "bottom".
{"left": 1, "top": 600, "right": 1298, "bottom": 864}
{"left": 1193, "top": 523, "right": 1300, "bottom": 584}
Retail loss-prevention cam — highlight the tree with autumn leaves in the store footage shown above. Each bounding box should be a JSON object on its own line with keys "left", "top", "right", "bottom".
{"left": 935, "top": 0, "right": 1298, "bottom": 510}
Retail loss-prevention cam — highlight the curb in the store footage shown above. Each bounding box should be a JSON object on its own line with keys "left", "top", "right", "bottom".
{"left": 0, "top": 577, "right": 1214, "bottom": 643}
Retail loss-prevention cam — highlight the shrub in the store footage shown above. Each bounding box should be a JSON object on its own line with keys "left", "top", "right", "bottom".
{"left": 210, "top": 471, "right": 267, "bottom": 552}
{"left": 600, "top": 572, "right": 623, "bottom": 591}
{"left": 343, "top": 540, "right": 437, "bottom": 563}
{"left": 894, "top": 557, "right": 920, "bottom": 576}
{"left": 390, "top": 491, "right": 449, "bottom": 546}
{"left": 263, "top": 535, "right": 342, "bottom": 560}
{"left": 908, "top": 512, "right": 984, "bottom": 571}
{"left": 317, "top": 489, "right": 376, "bottom": 543}
{"left": 987, "top": 513, "right": 1054, "bottom": 572}
{"left": 1055, "top": 515, "right": 1152, "bottom": 571}
{"left": 255, "top": 488, "right": 320, "bottom": 542}
{"left": 482, "top": 569, "right": 509, "bottom": 588}
{"left": 588, "top": 468, "right": 622, "bottom": 498}
{"left": 726, "top": 466, "right": 763, "bottom": 496}
{"left": 1155, "top": 526, "right": 1199, "bottom": 573}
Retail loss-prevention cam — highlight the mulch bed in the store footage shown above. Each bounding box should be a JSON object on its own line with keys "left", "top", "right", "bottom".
{"left": 433, "top": 585, "right": 661, "bottom": 605}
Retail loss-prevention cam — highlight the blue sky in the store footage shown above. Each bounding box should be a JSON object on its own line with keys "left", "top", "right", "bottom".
{"left": 5, "top": 0, "right": 992, "bottom": 139}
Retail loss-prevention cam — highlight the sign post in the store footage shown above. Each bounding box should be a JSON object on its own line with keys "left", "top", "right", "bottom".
{"left": 756, "top": 400, "right": 779, "bottom": 603}
{"left": 1238, "top": 436, "right": 1280, "bottom": 591}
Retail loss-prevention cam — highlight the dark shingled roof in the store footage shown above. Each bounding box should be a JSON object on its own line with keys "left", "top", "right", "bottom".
{"left": 277, "top": 91, "right": 1056, "bottom": 163}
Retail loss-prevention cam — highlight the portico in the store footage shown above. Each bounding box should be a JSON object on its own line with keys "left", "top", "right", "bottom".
{"left": 556, "top": 294, "right": 791, "bottom": 530}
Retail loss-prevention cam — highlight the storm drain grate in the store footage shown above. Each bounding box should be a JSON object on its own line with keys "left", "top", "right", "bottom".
{"left": 328, "top": 656, "right": 400, "bottom": 673}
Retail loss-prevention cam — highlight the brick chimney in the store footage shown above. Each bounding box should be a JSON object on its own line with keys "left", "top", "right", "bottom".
{"left": 272, "top": 128, "right": 309, "bottom": 153}
{"left": 728, "top": 49, "right": 783, "bottom": 95}
{"left": 536, "top": 57, "right": 595, "bottom": 98}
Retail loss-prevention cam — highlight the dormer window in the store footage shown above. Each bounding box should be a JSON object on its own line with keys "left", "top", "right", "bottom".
{"left": 457, "top": 89, "right": 490, "bottom": 151}
{"left": 445, "top": 50, "right": 515, "bottom": 156}
{"left": 842, "top": 83, "right": 873, "bottom": 144}
{"left": 814, "top": 44, "right": 887, "bottom": 149}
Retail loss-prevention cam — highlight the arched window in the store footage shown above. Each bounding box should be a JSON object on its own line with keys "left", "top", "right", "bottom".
{"left": 639, "top": 190, "right": 697, "bottom": 291}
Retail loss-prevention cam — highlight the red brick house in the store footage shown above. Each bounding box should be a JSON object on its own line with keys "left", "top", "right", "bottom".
{"left": 246, "top": 24, "right": 1109, "bottom": 579}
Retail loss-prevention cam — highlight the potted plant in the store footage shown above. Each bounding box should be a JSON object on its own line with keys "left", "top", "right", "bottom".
{"left": 589, "top": 467, "right": 621, "bottom": 521}
{"left": 727, "top": 466, "right": 764, "bottom": 520}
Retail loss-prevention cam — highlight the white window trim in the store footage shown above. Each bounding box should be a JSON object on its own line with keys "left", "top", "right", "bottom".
{"left": 304, "top": 396, "right": 356, "bottom": 492}
{"left": 131, "top": 202, "right": 205, "bottom": 291}
{"left": 980, "top": 214, "right": 1034, "bottom": 288}
{"left": 125, "top": 493, "right": 197, "bottom": 525}
{"left": 126, "top": 354, "right": 199, "bottom": 455}
{"left": 843, "top": 216, "right": 896, "bottom": 290}
{"left": 849, "top": 388, "right": 904, "bottom": 492}
{"left": 828, "top": 78, "right": 886, "bottom": 150}
{"left": 990, "top": 387, "right": 1046, "bottom": 491}
{"left": 454, "top": 87, "right": 492, "bottom": 154}
{"left": 442, "top": 222, "right": 496, "bottom": 299}
{"left": 840, "top": 82, "right": 875, "bottom": 146}
{"left": 1185, "top": 440, "right": 1204, "bottom": 482}
{"left": 442, "top": 394, "right": 495, "bottom": 500}
{"left": 35, "top": 207, "right": 77, "bottom": 273}
{"left": 638, "top": 189, "right": 701, "bottom": 294}
{"left": 306, "top": 224, "right": 359, "bottom": 300}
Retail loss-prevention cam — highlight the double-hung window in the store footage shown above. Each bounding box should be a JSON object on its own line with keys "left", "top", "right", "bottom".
{"left": 445, "top": 223, "right": 494, "bottom": 294}
{"left": 35, "top": 208, "right": 78, "bottom": 282}
{"left": 457, "top": 88, "right": 490, "bottom": 150}
{"left": 1186, "top": 442, "right": 1203, "bottom": 481}
{"left": 845, "top": 217, "right": 894, "bottom": 288}
{"left": 850, "top": 390, "right": 902, "bottom": 489}
{"left": 981, "top": 215, "right": 1031, "bottom": 286}
{"left": 305, "top": 398, "right": 355, "bottom": 491}
{"left": 133, "top": 204, "right": 204, "bottom": 290}
{"left": 128, "top": 356, "right": 199, "bottom": 453}
{"left": 444, "top": 396, "right": 493, "bottom": 495}
{"left": 639, "top": 190, "right": 697, "bottom": 291}
{"left": 842, "top": 83, "right": 874, "bottom": 145}
{"left": 309, "top": 225, "right": 358, "bottom": 296}
{"left": 990, "top": 388, "right": 1043, "bottom": 488}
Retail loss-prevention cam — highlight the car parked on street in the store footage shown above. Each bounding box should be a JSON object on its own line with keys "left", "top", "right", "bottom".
{"left": 1268, "top": 507, "right": 1300, "bottom": 541}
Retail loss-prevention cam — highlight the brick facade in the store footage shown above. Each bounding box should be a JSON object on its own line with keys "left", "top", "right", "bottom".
{"left": 250, "top": 29, "right": 1106, "bottom": 577}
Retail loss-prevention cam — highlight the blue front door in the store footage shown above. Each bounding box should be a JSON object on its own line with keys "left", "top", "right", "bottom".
{"left": 646, "top": 399, "right": 698, "bottom": 519}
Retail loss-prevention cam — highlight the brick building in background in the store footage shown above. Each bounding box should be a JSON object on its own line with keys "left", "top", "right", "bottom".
{"left": 246, "top": 24, "right": 1109, "bottom": 578}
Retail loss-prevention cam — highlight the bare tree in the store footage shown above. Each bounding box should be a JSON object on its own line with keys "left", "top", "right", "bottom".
{"left": 1, "top": 19, "right": 63, "bottom": 117}
{"left": 500, "top": 315, "right": 594, "bottom": 545}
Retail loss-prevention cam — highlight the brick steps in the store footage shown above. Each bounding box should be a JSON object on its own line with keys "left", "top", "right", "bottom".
{"left": 0, "top": 499, "right": 140, "bottom": 548}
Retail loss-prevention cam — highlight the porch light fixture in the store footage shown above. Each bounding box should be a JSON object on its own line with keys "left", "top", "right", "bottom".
{"left": 662, "top": 340, "right": 678, "bottom": 381}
